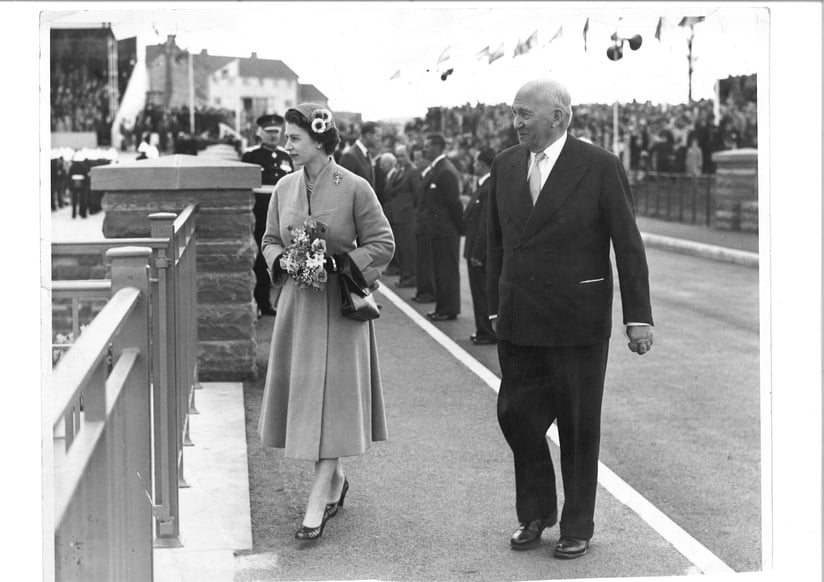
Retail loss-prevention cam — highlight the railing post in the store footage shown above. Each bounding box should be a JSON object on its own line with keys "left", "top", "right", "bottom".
{"left": 107, "top": 246, "right": 154, "bottom": 581}
{"left": 148, "top": 212, "right": 183, "bottom": 546}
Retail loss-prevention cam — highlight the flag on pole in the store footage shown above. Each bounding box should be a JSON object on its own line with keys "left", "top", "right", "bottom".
{"left": 654, "top": 17, "right": 663, "bottom": 41}
{"left": 678, "top": 16, "right": 705, "bottom": 27}
{"left": 488, "top": 42, "right": 505, "bottom": 64}
{"left": 389, "top": 69, "right": 401, "bottom": 81}
{"left": 583, "top": 17, "right": 590, "bottom": 52}
{"left": 476, "top": 45, "right": 490, "bottom": 60}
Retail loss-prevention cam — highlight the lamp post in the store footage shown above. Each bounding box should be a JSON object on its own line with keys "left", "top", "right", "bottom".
{"left": 606, "top": 32, "right": 642, "bottom": 158}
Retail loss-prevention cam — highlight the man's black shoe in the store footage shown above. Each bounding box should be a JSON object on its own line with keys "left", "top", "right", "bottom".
{"left": 510, "top": 516, "right": 556, "bottom": 551}
{"left": 411, "top": 294, "right": 435, "bottom": 303}
{"left": 471, "top": 335, "right": 497, "bottom": 345}
{"left": 395, "top": 279, "right": 416, "bottom": 288}
{"left": 553, "top": 536, "right": 590, "bottom": 559}
{"left": 427, "top": 312, "right": 457, "bottom": 321}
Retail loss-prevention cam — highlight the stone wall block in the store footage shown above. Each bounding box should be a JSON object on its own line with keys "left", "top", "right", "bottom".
{"left": 196, "top": 239, "right": 257, "bottom": 274}
{"left": 198, "top": 304, "right": 256, "bottom": 342}
{"left": 197, "top": 340, "right": 257, "bottom": 381}
{"left": 197, "top": 272, "right": 254, "bottom": 304}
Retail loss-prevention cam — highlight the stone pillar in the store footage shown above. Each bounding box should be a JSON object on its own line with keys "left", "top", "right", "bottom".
{"left": 711, "top": 148, "right": 758, "bottom": 232}
{"left": 91, "top": 154, "right": 261, "bottom": 381}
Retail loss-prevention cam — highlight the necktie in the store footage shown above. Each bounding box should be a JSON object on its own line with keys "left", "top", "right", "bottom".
{"left": 528, "top": 152, "right": 546, "bottom": 204}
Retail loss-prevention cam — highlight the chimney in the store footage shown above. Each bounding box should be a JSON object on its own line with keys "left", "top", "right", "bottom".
{"left": 251, "top": 52, "right": 257, "bottom": 59}
{"left": 200, "top": 49, "right": 208, "bottom": 56}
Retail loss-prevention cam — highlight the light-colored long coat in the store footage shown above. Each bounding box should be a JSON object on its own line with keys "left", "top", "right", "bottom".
{"left": 257, "top": 158, "right": 395, "bottom": 460}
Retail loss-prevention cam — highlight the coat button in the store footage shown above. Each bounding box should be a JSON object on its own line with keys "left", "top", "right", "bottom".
{"left": 559, "top": 217, "right": 566, "bottom": 223}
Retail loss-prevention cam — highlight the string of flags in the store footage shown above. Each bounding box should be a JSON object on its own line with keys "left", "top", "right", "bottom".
{"left": 389, "top": 14, "right": 709, "bottom": 81}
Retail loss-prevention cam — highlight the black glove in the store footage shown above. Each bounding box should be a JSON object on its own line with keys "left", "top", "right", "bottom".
{"left": 272, "top": 253, "right": 286, "bottom": 275}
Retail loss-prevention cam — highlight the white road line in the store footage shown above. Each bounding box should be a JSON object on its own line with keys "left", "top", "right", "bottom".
{"left": 377, "top": 284, "right": 735, "bottom": 575}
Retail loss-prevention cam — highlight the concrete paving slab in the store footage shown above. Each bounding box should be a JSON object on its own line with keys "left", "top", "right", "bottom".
{"left": 154, "top": 382, "right": 253, "bottom": 582}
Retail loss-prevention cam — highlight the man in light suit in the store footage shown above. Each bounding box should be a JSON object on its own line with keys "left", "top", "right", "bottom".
{"left": 339, "top": 121, "right": 382, "bottom": 190}
{"left": 487, "top": 78, "right": 654, "bottom": 559}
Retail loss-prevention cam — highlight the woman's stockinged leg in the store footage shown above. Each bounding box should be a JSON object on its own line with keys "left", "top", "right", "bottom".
{"left": 302, "top": 458, "right": 338, "bottom": 527}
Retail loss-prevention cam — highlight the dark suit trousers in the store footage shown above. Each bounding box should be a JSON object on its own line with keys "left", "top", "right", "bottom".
{"left": 497, "top": 339, "right": 609, "bottom": 540}
{"left": 415, "top": 231, "right": 436, "bottom": 297}
{"left": 431, "top": 234, "right": 460, "bottom": 315}
{"left": 467, "top": 262, "right": 495, "bottom": 338}
{"left": 391, "top": 220, "right": 416, "bottom": 282}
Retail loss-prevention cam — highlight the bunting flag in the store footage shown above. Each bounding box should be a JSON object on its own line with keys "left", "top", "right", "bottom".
{"left": 678, "top": 16, "right": 705, "bottom": 27}
{"left": 655, "top": 17, "right": 663, "bottom": 41}
{"left": 512, "top": 37, "right": 524, "bottom": 57}
{"left": 389, "top": 69, "right": 401, "bottom": 81}
{"left": 437, "top": 46, "right": 451, "bottom": 64}
{"left": 476, "top": 45, "right": 490, "bottom": 60}
{"left": 543, "top": 25, "right": 563, "bottom": 47}
{"left": 524, "top": 30, "right": 538, "bottom": 51}
{"left": 488, "top": 42, "right": 505, "bottom": 64}
{"left": 583, "top": 17, "right": 590, "bottom": 52}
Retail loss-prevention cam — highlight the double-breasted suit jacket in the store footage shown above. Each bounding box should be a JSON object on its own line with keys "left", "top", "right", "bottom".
{"left": 487, "top": 135, "right": 653, "bottom": 347}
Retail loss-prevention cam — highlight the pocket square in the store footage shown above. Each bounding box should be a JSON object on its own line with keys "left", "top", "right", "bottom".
{"left": 578, "top": 277, "right": 605, "bottom": 284}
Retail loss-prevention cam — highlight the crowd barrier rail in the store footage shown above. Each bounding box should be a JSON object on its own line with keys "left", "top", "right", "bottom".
{"left": 632, "top": 172, "right": 715, "bottom": 226}
{"left": 51, "top": 204, "right": 199, "bottom": 568}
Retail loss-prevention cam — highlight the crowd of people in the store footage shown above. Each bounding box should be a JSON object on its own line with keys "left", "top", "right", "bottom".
{"left": 119, "top": 103, "right": 243, "bottom": 155}
{"left": 51, "top": 64, "right": 113, "bottom": 146}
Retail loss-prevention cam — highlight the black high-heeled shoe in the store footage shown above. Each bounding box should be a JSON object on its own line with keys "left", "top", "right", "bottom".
{"left": 325, "top": 478, "right": 349, "bottom": 518}
{"left": 295, "top": 509, "right": 330, "bottom": 540}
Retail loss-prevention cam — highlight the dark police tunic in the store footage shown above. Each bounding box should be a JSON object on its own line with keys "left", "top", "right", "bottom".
{"left": 241, "top": 145, "right": 294, "bottom": 313}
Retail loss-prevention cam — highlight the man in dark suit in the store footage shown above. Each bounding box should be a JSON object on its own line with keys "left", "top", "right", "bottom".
{"left": 418, "top": 133, "right": 463, "bottom": 321}
{"left": 487, "top": 78, "right": 654, "bottom": 559}
{"left": 379, "top": 148, "right": 417, "bottom": 288}
{"left": 241, "top": 113, "right": 294, "bottom": 317}
{"left": 463, "top": 146, "right": 497, "bottom": 344}
{"left": 339, "top": 121, "right": 382, "bottom": 190}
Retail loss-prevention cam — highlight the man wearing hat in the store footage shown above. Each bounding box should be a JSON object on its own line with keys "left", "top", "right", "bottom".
{"left": 463, "top": 146, "right": 497, "bottom": 344}
{"left": 242, "top": 113, "right": 294, "bottom": 316}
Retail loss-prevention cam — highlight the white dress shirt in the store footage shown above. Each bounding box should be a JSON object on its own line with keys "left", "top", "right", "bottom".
{"left": 422, "top": 154, "right": 446, "bottom": 178}
{"left": 527, "top": 132, "right": 567, "bottom": 196}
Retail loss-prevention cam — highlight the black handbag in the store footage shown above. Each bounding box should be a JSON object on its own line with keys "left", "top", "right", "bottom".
{"left": 336, "top": 256, "right": 380, "bottom": 321}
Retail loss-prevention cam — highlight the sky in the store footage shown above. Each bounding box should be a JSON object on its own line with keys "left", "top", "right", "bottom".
{"left": 43, "top": 2, "right": 765, "bottom": 120}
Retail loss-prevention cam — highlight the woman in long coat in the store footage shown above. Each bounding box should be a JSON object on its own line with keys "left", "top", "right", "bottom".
{"left": 258, "top": 102, "right": 395, "bottom": 540}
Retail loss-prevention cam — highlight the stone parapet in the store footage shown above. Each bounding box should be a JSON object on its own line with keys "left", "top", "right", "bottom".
{"left": 711, "top": 148, "right": 758, "bottom": 232}
{"left": 91, "top": 154, "right": 262, "bottom": 381}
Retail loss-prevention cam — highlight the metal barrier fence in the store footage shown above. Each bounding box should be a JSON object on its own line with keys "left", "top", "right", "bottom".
{"left": 52, "top": 247, "right": 154, "bottom": 581}
{"left": 51, "top": 204, "right": 198, "bottom": 564}
{"left": 632, "top": 172, "right": 715, "bottom": 226}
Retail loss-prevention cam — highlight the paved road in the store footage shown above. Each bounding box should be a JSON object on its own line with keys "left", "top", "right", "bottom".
{"left": 391, "top": 246, "right": 761, "bottom": 573}
{"left": 240, "top": 246, "right": 760, "bottom": 579}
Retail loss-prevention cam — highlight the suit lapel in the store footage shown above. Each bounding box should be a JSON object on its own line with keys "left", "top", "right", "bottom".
{"left": 521, "top": 136, "right": 587, "bottom": 242}
{"left": 505, "top": 148, "right": 533, "bottom": 226}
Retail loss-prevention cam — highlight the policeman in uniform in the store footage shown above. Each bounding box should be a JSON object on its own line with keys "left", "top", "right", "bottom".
{"left": 241, "top": 113, "right": 294, "bottom": 316}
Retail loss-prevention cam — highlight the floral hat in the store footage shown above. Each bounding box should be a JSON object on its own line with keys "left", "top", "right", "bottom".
{"left": 292, "top": 102, "right": 335, "bottom": 135}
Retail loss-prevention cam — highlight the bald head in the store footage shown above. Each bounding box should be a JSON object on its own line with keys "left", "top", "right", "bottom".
{"left": 512, "top": 78, "right": 573, "bottom": 152}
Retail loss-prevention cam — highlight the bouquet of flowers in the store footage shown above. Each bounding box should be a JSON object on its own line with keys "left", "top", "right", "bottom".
{"left": 279, "top": 218, "right": 328, "bottom": 291}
